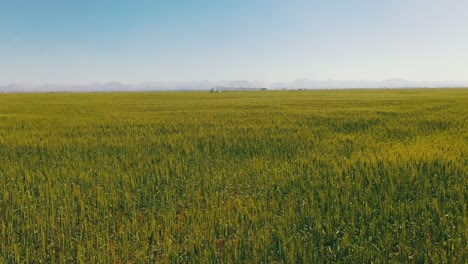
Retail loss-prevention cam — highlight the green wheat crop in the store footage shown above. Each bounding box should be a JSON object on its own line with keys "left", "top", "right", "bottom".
{"left": 0, "top": 89, "right": 466, "bottom": 262}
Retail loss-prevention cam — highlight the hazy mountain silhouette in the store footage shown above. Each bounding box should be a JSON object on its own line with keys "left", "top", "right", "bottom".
{"left": 1, "top": 79, "right": 468, "bottom": 92}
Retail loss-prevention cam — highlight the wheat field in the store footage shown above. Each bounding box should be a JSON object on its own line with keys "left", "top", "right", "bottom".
{"left": 0, "top": 89, "right": 466, "bottom": 262}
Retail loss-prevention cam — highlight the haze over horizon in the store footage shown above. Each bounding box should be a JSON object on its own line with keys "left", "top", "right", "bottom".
{"left": 2, "top": 0, "right": 468, "bottom": 86}
{"left": 3, "top": 78, "right": 468, "bottom": 93}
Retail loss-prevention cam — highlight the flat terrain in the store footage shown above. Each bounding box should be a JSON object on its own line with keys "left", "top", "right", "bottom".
{"left": 0, "top": 89, "right": 466, "bottom": 262}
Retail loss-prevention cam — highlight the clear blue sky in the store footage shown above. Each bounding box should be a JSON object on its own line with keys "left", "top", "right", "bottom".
{"left": 1, "top": 0, "right": 468, "bottom": 84}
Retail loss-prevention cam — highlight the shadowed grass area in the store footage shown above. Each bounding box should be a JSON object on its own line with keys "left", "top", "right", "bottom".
{"left": 0, "top": 89, "right": 467, "bottom": 262}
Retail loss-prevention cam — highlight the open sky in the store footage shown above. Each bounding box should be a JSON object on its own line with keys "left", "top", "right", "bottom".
{"left": 1, "top": 0, "right": 468, "bottom": 85}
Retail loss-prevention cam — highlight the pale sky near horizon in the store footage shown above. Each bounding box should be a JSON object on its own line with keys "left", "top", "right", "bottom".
{"left": 1, "top": 0, "right": 468, "bottom": 85}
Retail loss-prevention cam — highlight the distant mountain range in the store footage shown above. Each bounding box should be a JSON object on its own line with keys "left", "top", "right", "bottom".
{"left": 1, "top": 79, "right": 468, "bottom": 92}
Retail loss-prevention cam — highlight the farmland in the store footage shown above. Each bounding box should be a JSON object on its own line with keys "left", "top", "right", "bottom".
{"left": 0, "top": 89, "right": 466, "bottom": 262}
